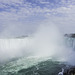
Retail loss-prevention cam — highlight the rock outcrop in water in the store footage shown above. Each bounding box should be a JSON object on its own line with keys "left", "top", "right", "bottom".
{"left": 63, "top": 66, "right": 75, "bottom": 75}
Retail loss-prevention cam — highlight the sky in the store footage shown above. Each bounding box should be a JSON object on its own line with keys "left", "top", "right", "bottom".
{"left": 0, "top": 0, "right": 75, "bottom": 37}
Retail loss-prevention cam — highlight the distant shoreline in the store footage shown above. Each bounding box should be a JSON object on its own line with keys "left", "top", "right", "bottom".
{"left": 0, "top": 35, "right": 29, "bottom": 39}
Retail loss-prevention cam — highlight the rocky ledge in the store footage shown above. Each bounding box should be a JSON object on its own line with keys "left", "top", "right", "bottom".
{"left": 63, "top": 66, "right": 75, "bottom": 75}
{"left": 64, "top": 34, "right": 75, "bottom": 38}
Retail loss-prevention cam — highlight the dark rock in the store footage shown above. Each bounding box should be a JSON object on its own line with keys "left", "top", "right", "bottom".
{"left": 63, "top": 66, "right": 75, "bottom": 75}
{"left": 64, "top": 34, "right": 75, "bottom": 38}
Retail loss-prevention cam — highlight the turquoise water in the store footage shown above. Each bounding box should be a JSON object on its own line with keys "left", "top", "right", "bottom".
{"left": 0, "top": 57, "right": 66, "bottom": 75}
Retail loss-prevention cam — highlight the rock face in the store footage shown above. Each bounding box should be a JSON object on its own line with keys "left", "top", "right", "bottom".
{"left": 63, "top": 66, "right": 75, "bottom": 75}
{"left": 65, "top": 34, "right": 75, "bottom": 38}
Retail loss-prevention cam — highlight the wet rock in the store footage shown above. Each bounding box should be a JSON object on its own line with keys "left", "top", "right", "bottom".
{"left": 65, "top": 34, "right": 75, "bottom": 38}
{"left": 63, "top": 66, "right": 75, "bottom": 75}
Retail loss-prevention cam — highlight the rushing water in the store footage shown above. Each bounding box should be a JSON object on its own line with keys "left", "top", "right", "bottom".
{"left": 0, "top": 56, "right": 66, "bottom": 75}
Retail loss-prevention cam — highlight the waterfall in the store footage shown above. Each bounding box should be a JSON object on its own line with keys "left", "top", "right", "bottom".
{"left": 0, "top": 37, "right": 34, "bottom": 62}
{"left": 65, "top": 36, "right": 75, "bottom": 50}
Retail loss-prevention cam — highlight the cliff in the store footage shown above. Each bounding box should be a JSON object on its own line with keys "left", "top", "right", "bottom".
{"left": 63, "top": 66, "right": 75, "bottom": 75}
{"left": 65, "top": 34, "right": 75, "bottom": 38}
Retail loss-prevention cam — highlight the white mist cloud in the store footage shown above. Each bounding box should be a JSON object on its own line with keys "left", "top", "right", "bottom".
{"left": 0, "top": 21, "right": 63, "bottom": 62}
{"left": 0, "top": 20, "right": 75, "bottom": 66}
{"left": 32, "top": 22, "right": 64, "bottom": 56}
